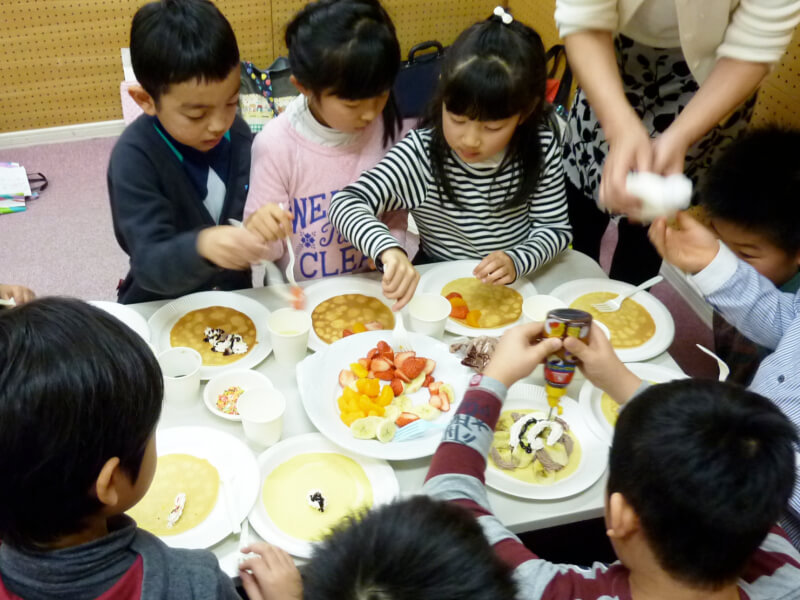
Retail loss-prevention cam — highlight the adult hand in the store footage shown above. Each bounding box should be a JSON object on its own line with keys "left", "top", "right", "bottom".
{"left": 483, "top": 322, "right": 562, "bottom": 388}
{"left": 238, "top": 543, "right": 303, "bottom": 600}
{"left": 380, "top": 247, "right": 419, "bottom": 311}
{"left": 599, "top": 119, "right": 652, "bottom": 219}
{"left": 0, "top": 284, "right": 35, "bottom": 305}
{"left": 474, "top": 251, "right": 516, "bottom": 285}
{"left": 245, "top": 204, "right": 294, "bottom": 243}
{"left": 197, "top": 225, "right": 269, "bottom": 270}
{"left": 563, "top": 325, "right": 641, "bottom": 404}
{"left": 651, "top": 127, "right": 690, "bottom": 176}
{"left": 648, "top": 211, "right": 719, "bottom": 274}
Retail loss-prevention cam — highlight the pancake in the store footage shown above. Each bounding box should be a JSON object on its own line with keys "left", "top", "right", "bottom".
{"left": 569, "top": 292, "right": 656, "bottom": 349}
{"left": 262, "top": 452, "right": 373, "bottom": 541}
{"left": 128, "top": 453, "right": 219, "bottom": 536}
{"left": 489, "top": 409, "right": 581, "bottom": 486}
{"left": 311, "top": 294, "right": 394, "bottom": 345}
{"left": 441, "top": 278, "right": 522, "bottom": 328}
{"left": 170, "top": 306, "right": 256, "bottom": 366}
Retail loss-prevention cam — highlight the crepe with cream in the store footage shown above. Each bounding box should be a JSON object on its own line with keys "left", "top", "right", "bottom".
{"left": 441, "top": 278, "right": 522, "bottom": 328}
{"left": 262, "top": 452, "right": 373, "bottom": 542}
{"left": 569, "top": 292, "right": 656, "bottom": 349}
{"left": 128, "top": 453, "right": 220, "bottom": 536}
{"left": 170, "top": 306, "right": 256, "bottom": 366}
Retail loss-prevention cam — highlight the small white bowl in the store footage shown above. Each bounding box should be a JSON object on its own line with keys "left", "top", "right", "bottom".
{"left": 522, "top": 294, "right": 568, "bottom": 323}
{"left": 203, "top": 369, "right": 274, "bottom": 421}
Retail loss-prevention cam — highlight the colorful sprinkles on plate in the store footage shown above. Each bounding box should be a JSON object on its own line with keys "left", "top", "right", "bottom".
{"left": 216, "top": 385, "right": 244, "bottom": 415}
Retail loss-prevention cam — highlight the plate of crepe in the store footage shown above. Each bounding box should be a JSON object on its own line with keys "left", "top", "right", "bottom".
{"left": 416, "top": 259, "right": 536, "bottom": 337}
{"left": 578, "top": 363, "right": 687, "bottom": 446}
{"left": 485, "top": 384, "right": 608, "bottom": 500}
{"left": 303, "top": 276, "right": 395, "bottom": 352}
{"left": 148, "top": 291, "right": 272, "bottom": 379}
{"left": 549, "top": 278, "right": 675, "bottom": 363}
{"left": 248, "top": 433, "right": 398, "bottom": 558}
{"left": 126, "top": 426, "right": 259, "bottom": 549}
{"left": 298, "top": 330, "right": 472, "bottom": 460}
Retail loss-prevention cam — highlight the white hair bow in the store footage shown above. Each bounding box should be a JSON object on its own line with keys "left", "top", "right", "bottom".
{"left": 493, "top": 6, "right": 513, "bottom": 25}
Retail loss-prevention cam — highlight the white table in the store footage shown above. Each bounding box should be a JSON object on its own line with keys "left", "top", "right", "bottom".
{"left": 130, "top": 250, "right": 681, "bottom": 564}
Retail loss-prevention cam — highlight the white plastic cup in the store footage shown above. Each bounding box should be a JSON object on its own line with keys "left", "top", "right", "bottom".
{"left": 408, "top": 293, "right": 451, "bottom": 339}
{"left": 238, "top": 388, "right": 286, "bottom": 448}
{"left": 522, "top": 295, "right": 567, "bottom": 323}
{"left": 267, "top": 308, "right": 311, "bottom": 365}
{"left": 157, "top": 347, "right": 202, "bottom": 406}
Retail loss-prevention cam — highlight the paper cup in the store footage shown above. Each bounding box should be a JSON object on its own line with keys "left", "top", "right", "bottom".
{"left": 267, "top": 308, "right": 311, "bottom": 365}
{"left": 408, "top": 293, "right": 451, "bottom": 339}
{"left": 238, "top": 387, "right": 286, "bottom": 448}
{"left": 522, "top": 295, "right": 567, "bottom": 323}
{"left": 157, "top": 347, "right": 202, "bottom": 406}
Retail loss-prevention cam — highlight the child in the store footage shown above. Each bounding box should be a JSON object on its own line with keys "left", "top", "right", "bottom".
{"left": 697, "top": 127, "right": 800, "bottom": 386}
{"left": 295, "top": 323, "right": 800, "bottom": 598}
{"left": 0, "top": 298, "right": 301, "bottom": 599}
{"left": 329, "top": 8, "right": 572, "bottom": 309}
{"left": 0, "top": 284, "right": 34, "bottom": 305}
{"left": 243, "top": 0, "right": 408, "bottom": 283}
{"left": 109, "top": 0, "right": 268, "bottom": 304}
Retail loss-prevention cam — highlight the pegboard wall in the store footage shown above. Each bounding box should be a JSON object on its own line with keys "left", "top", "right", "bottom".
{"left": 507, "top": 0, "right": 560, "bottom": 51}
{"left": 751, "top": 23, "right": 800, "bottom": 128}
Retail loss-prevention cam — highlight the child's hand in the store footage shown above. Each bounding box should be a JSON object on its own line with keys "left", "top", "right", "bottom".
{"left": 474, "top": 251, "right": 516, "bottom": 285}
{"left": 380, "top": 247, "right": 419, "bottom": 311}
{"left": 238, "top": 543, "right": 302, "bottom": 600}
{"left": 246, "top": 205, "right": 294, "bottom": 243}
{"left": 648, "top": 211, "right": 719, "bottom": 274}
{"left": 0, "top": 284, "right": 35, "bottom": 305}
{"left": 563, "top": 325, "right": 641, "bottom": 403}
{"left": 483, "top": 322, "right": 562, "bottom": 388}
{"left": 197, "top": 226, "right": 269, "bottom": 270}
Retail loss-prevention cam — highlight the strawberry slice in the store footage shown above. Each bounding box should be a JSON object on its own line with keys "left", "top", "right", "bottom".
{"left": 342, "top": 329, "right": 354, "bottom": 337}
{"left": 400, "top": 357, "right": 426, "bottom": 379}
{"left": 376, "top": 340, "right": 395, "bottom": 361}
{"left": 390, "top": 378, "right": 404, "bottom": 396}
{"left": 445, "top": 292, "right": 462, "bottom": 300}
{"left": 429, "top": 381, "right": 442, "bottom": 394}
{"left": 338, "top": 370, "right": 356, "bottom": 388}
{"left": 449, "top": 305, "right": 469, "bottom": 319}
{"left": 394, "top": 351, "right": 415, "bottom": 369}
{"left": 423, "top": 358, "right": 436, "bottom": 375}
{"left": 365, "top": 321, "right": 384, "bottom": 331}
{"left": 358, "top": 358, "right": 370, "bottom": 370}
{"left": 422, "top": 374, "right": 434, "bottom": 387}
{"left": 368, "top": 371, "right": 376, "bottom": 379}
{"left": 376, "top": 369, "right": 395, "bottom": 381}
{"left": 371, "top": 358, "right": 392, "bottom": 372}
{"left": 439, "top": 392, "right": 451, "bottom": 412}
{"left": 429, "top": 393, "right": 444, "bottom": 409}
{"left": 395, "top": 369, "right": 411, "bottom": 383}
{"left": 396, "top": 412, "right": 420, "bottom": 427}
{"left": 366, "top": 348, "right": 380, "bottom": 361}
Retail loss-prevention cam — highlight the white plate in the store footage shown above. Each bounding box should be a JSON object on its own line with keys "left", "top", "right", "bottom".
{"left": 549, "top": 278, "right": 675, "bottom": 362}
{"left": 416, "top": 259, "right": 536, "bottom": 337}
{"left": 298, "top": 330, "right": 473, "bottom": 460}
{"left": 147, "top": 426, "right": 259, "bottom": 549}
{"left": 578, "top": 362, "right": 687, "bottom": 446}
{"left": 485, "top": 384, "right": 608, "bottom": 500}
{"left": 148, "top": 291, "right": 272, "bottom": 379}
{"left": 89, "top": 300, "right": 150, "bottom": 342}
{"left": 303, "top": 276, "right": 393, "bottom": 352}
{"left": 203, "top": 369, "right": 274, "bottom": 422}
{"left": 248, "top": 432, "right": 398, "bottom": 558}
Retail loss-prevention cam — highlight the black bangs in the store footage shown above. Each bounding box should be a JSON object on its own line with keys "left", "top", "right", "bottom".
{"left": 326, "top": 30, "right": 400, "bottom": 99}
{"left": 441, "top": 59, "right": 525, "bottom": 121}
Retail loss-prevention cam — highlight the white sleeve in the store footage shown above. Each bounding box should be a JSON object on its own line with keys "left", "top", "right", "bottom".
{"left": 554, "top": 0, "right": 620, "bottom": 38}
{"left": 717, "top": 0, "right": 800, "bottom": 64}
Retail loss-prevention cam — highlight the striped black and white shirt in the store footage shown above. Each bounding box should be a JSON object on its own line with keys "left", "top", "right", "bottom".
{"left": 328, "top": 127, "right": 572, "bottom": 280}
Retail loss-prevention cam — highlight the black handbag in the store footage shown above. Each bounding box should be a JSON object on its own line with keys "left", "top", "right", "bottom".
{"left": 393, "top": 41, "right": 446, "bottom": 119}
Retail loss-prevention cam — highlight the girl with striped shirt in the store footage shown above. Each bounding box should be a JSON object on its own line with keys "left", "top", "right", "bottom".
{"left": 329, "top": 8, "right": 572, "bottom": 309}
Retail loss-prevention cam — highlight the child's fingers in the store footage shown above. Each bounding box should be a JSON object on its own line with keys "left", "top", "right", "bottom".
{"left": 238, "top": 570, "right": 265, "bottom": 600}
{"left": 647, "top": 218, "right": 667, "bottom": 258}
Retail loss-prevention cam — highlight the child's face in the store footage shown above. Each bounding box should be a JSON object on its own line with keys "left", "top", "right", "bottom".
{"left": 308, "top": 90, "right": 390, "bottom": 133}
{"left": 442, "top": 106, "right": 521, "bottom": 163}
{"left": 151, "top": 66, "right": 241, "bottom": 152}
{"left": 711, "top": 217, "right": 800, "bottom": 286}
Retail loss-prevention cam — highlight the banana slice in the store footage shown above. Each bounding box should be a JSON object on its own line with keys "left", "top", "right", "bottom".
{"left": 392, "top": 395, "right": 413, "bottom": 412}
{"left": 376, "top": 419, "right": 396, "bottom": 443}
{"left": 383, "top": 405, "right": 401, "bottom": 423}
{"left": 408, "top": 404, "right": 441, "bottom": 421}
{"left": 350, "top": 416, "right": 383, "bottom": 440}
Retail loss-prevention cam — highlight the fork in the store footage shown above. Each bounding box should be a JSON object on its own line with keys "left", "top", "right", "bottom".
{"left": 394, "top": 419, "right": 445, "bottom": 442}
{"left": 227, "top": 219, "right": 294, "bottom": 303}
{"left": 695, "top": 344, "right": 730, "bottom": 382}
{"left": 283, "top": 237, "right": 305, "bottom": 309}
{"left": 392, "top": 310, "right": 412, "bottom": 351}
{"left": 0, "top": 298, "right": 16, "bottom": 307}
{"left": 591, "top": 275, "right": 663, "bottom": 313}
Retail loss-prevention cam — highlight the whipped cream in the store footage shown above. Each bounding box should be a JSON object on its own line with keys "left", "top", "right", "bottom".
{"left": 203, "top": 327, "right": 249, "bottom": 355}
{"left": 508, "top": 412, "right": 564, "bottom": 452}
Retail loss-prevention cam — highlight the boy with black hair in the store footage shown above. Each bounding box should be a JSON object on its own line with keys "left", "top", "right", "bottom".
{"left": 110, "top": 0, "right": 268, "bottom": 304}
{"left": 699, "top": 126, "right": 800, "bottom": 386}
{"left": 0, "top": 298, "right": 301, "bottom": 599}
{"left": 290, "top": 323, "right": 800, "bottom": 600}
{"left": 649, "top": 127, "right": 800, "bottom": 548}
